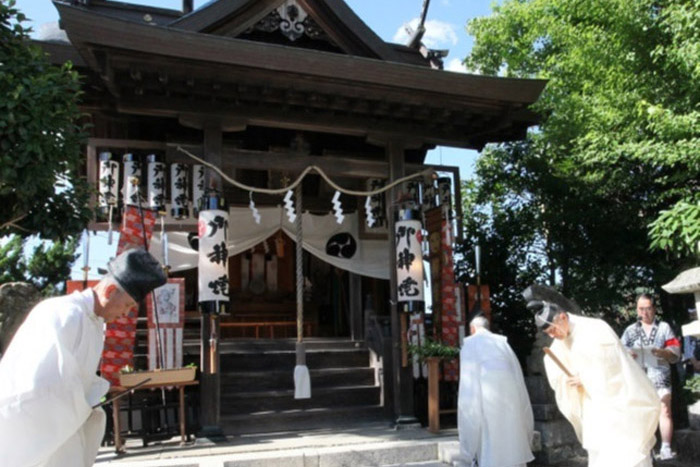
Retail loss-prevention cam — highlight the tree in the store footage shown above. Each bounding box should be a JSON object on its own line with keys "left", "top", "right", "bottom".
{"left": 458, "top": 0, "right": 699, "bottom": 337}
{"left": 0, "top": 0, "right": 91, "bottom": 240}
{"left": 0, "top": 234, "right": 79, "bottom": 296}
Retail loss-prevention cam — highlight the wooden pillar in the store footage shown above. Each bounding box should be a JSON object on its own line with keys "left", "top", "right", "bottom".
{"left": 349, "top": 272, "right": 363, "bottom": 341}
{"left": 199, "top": 124, "right": 223, "bottom": 438}
{"left": 179, "top": 116, "right": 245, "bottom": 439}
{"left": 385, "top": 138, "right": 419, "bottom": 427}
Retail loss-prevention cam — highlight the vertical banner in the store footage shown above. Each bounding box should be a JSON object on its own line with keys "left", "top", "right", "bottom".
{"left": 100, "top": 206, "right": 157, "bottom": 385}
{"left": 146, "top": 278, "right": 185, "bottom": 371}
{"left": 395, "top": 218, "right": 424, "bottom": 305}
{"left": 440, "top": 218, "right": 459, "bottom": 382}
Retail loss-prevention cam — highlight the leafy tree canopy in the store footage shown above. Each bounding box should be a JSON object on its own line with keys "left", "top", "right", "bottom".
{"left": 458, "top": 0, "right": 699, "bottom": 337}
{"left": 467, "top": 0, "right": 698, "bottom": 258}
{"left": 0, "top": 0, "right": 90, "bottom": 241}
{"left": 0, "top": 234, "right": 79, "bottom": 296}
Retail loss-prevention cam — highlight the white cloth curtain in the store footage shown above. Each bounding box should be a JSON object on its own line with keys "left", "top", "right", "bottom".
{"left": 149, "top": 206, "right": 390, "bottom": 279}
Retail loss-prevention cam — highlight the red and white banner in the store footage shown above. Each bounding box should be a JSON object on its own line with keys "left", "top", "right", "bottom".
{"left": 440, "top": 219, "right": 459, "bottom": 382}
{"left": 100, "top": 206, "right": 157, "bottom": 385}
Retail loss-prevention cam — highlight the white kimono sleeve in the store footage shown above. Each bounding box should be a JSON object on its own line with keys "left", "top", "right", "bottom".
{"left": 458, "top": 347, "right": 482, "bottom": 464}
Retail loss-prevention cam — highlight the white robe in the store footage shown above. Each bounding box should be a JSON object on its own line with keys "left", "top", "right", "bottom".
{"left": 0, "top": 289, "right": 109, "bottom": 467}
{"left": 458, "top": 328, "right": 534, "bottom": 467}
{"left": 544, "top": 314, "right": 660, "bottom": 467}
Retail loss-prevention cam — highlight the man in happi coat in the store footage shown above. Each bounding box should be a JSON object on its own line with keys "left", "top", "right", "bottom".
{"left": 621, "top": 293, "right": 681, "bottom": 460}
{"left": 0, "top": 249, "right": 166, "bottom": 467}
{"left": 523, "top": 285, "right": 660, "bottom": 467}
{"left": 458, "top": 315, "right": 534, "bottom": 467}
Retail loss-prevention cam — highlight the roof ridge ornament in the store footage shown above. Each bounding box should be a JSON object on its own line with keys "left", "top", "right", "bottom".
{"left": 248, "top": 0, "right": 332, "bottom": 44}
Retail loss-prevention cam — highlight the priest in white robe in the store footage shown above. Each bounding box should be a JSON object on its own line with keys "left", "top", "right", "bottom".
{"left": 523, "top": 285, "right": 660, "bottom": 467}
{"left": 0, "top": 249, "right": 166, "bottom": 467}
{"left": 458, "top": 315, "right": 534, "bottom": 467}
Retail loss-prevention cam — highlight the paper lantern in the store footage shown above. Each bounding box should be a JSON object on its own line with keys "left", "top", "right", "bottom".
{"left": 147, "top": 154, "right": 166, "bottom": 212}
{"left": 198, "top": 193, "right": 230, "bottom": 315}
{"left": 122, "top": 153, "right": 141, "bottom": 206}
{"left": 192, "top": 164, "right": 205, "bottom": 217}
{"left": 396, "top": 211, "right": 424, "bottom": 312}
{"left": 170, "top": 163, "right": 190, "bottom": 219}
{"left": 98, "top": 152, "right": 119, "bottom": 213}
{"left": 365, "top": 178, "right": 386, "bottom": 228}
{"left": 422, "top": 178, "right": 438, "bottom": 209}
{"left": 438, "top": 177, "right": 452, "bottom": 208}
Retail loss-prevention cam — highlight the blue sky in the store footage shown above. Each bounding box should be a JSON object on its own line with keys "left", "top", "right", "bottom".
{"left": 15, "top": 0, "right": 494, "bottom": 278}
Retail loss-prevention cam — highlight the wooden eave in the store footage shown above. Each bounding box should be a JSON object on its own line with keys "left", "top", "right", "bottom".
{"left": 54, "top": 2, "right": 545, "bottom": 149}
{"left": 169, "top": 0, "right": 402, "bottom": 62}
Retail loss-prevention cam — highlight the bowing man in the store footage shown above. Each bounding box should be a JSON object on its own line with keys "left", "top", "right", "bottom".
{"left": 523, "top": 285, "right": 660, "bottom": 467}
{"left": 0, "top": 248, "right": 166, "bottom": 467}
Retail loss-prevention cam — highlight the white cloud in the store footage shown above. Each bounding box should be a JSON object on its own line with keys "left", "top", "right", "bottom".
{"left": 37, "top": 22, "right": 68, "bottom": 42}
{"left": 393, "top": 18, "right": 458, "bottom": 49}
{"left": 445, "top": 58, "right": 468, "bottom": 74}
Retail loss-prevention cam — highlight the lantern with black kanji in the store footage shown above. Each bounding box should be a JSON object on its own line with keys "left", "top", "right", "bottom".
{"left": 395, "top": 209, "right": 424, "bottom": 313}
{"left": 122, "top": 153, "right": 141, "bottom": 207}
{"left": 366, "top": 178, "right": 387, "bottom": 229}
{"left": 198, "top": 192, "right": 230, "bottom": 315}
{"left": 147, "top": 154, "right": 166, "bottom": 212}
{"left": 192, "top": 164, "right": 205, "bottom": 217}
{"left": 170, "top": 163, "right": 189, "bottom": 219}
{"left": 98, "top": 151, "right": 119, "bottom": 215}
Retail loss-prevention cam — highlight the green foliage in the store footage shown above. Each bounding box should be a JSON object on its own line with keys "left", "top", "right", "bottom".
{"left": 0, "top": 0, "right": 91, "bottom": 241}
{"left": 458, "top": 0, "right": 699, "bottom": 344}
{"left": 0, "top": 234, "right": 79, "bottom": 296}
{"left": 686, "top": 374, "right": 700, "bottom": 393}
{"left": 407, "top": 339, "right": 460, "bottom": 362}
{"left": 466, "top": 0, "right": 699, "bottom": 259}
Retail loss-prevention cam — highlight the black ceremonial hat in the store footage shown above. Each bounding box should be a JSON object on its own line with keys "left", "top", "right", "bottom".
{"left": 107, "top": 248, "right": 167, "bottom": 303}
{"left": 522, "top": 284, "right": 580, "bottom": 331}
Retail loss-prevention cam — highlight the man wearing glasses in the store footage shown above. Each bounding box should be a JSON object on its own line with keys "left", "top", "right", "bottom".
{"left": 621, "top": 293, "right": 681, "bottom": 461}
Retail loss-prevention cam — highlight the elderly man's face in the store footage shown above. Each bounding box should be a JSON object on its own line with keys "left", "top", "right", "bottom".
{"left": 98, "top": 284, "right": 137, "bottom": 322}
{"left": 636, "top": 297, "right": 655, "bottom": 325}
{"left": 544, "top": 312, "right": 570, "bottom": 340}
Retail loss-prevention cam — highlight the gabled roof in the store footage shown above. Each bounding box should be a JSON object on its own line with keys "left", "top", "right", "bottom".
{"left": 170, "top": 0, "right": 402, "bottom": 61}
{"left": 47, "top": 0, "right": 546, "bottom": 150}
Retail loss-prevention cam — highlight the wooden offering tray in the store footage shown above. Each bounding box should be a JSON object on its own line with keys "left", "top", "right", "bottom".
{"left": 119, "top": 367, "right": 196, "bottom": 387}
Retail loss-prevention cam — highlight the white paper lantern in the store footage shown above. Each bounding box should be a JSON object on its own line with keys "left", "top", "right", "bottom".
{"left": 366, "top": 178, "right": 386, "bottom": 228}
{"left": 198, "top": 194, "right": 230, "bottom": 315}
{"left": 422, "top": 179, "right": 438, "bottom": 209}
{"left": 170, "top": 163, "right": 190, "bottom": 219}
{"left": 438, "top": 177, "right": 452, "bottom": 208}
{"left": 147, "top": 154, "right": 166, "bottom": 212}
{"left": 98, "top": 152, "right": 119, "bottom": 211}
{"left": 192, "top": 164, "right": 205, "bottom": 216}
{"left": 122, "top": 153, "right": 141, "bottom": 206}
{"left": 396, "top": 217, "right": 424, "bottom": 309}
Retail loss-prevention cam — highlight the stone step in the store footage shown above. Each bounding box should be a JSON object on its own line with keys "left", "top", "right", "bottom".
{"left": 673, "top": 429, "right": 700, "bottom": 464}
{"left": 221, "top": 384, "right": 381, "bottom": 414}
{"left": 219, "top": 405, "right": 387, "bottom": 435}
{"left": 220, "top": 367, "right": 375, "bottom": 392}
{"left": 219, "top": 348, "right": 370, "bottom": 372}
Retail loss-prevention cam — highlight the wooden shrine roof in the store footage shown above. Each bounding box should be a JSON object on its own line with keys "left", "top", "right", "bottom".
{"left": 48, "top": 0, "right": 546, "bottom": 150}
